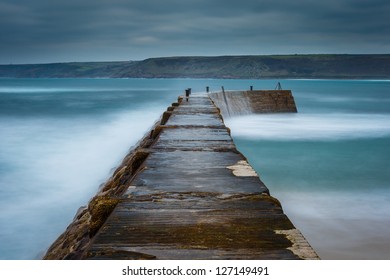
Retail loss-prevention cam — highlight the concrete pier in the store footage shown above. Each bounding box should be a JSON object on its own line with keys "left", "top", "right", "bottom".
{"left": 74, "top": 92, "right": 318, "bottom": 260}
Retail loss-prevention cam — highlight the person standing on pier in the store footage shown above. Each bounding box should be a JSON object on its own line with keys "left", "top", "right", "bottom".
{"left": 185, "top": 88, "right": 191, "bottom": 101}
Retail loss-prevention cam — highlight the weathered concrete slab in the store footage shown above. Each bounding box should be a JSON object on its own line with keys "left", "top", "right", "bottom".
{"left": 166, "top": 113, "right": 224, "bottom": 127}
{"left": 82, "top": 91, "right": 318, "bottom": 260}
{"left": 158, "top": 127, "right": 231, "bottom": 141}
{"left": 153, "top": 127, "right": 235, "bottom": 151}
{"left": 125, "top": 151, "right": 268, "bottom": 195}
{"left": 86, "top": 195, "right": 299, "bottom": 260}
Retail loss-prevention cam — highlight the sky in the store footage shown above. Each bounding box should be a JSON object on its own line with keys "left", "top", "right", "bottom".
{"left": 0, "top": 0, "right": 389, "bottom": 64}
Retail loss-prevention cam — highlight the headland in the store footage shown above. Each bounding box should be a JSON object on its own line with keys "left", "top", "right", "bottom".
{"left": 1, "top": 54, "right": 389, "bottom": 79}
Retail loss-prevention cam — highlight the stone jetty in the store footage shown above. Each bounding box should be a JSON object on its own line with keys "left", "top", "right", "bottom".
{"left": 44, "top": 90, "right": 318, "bottom": 260}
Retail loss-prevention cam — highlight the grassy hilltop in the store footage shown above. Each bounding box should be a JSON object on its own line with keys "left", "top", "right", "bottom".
{"left": 1, "top": 54, "right": 389, "bottom": 79}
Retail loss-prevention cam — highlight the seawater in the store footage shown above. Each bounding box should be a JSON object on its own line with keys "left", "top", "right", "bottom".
{"left": 0, "top": 78, "right": 389, "bottom": 259}
{"left": 225, "top": 79, "right": 390, "bottom": 259}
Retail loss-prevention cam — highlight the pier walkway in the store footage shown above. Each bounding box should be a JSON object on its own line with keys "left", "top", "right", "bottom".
{"left": 84, "top": 92, "right": 318, "bottom": 259}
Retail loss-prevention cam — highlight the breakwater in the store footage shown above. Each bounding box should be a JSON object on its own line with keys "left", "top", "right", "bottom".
{"left": 43, "top": 90, "right": 318, "bottom": 260}
{"left": 209, "top": 90, "right": 297, "bottom": 117}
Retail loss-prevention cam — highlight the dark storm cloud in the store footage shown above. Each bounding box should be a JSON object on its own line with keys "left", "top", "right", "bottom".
{"left": 0, "top": 0, "right": 389, "bottom": 63}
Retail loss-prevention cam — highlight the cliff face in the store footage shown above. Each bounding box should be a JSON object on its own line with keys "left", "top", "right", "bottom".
{"left": 209, "top": 90, "right": 297, "bottom": 117}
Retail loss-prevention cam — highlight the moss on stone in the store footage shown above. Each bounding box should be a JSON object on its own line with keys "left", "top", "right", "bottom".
{"left": 88, "top": 195, "right": 120, "bottom": 237}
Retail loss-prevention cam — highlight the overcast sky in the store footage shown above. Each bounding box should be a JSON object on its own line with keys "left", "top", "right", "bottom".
{"left": 0, "top": 0, "right": 389, "bottom": 64}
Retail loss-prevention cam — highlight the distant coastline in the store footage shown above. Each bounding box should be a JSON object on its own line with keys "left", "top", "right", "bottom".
{"left": 1, "top": 54, "right": 390, "bottom": 79}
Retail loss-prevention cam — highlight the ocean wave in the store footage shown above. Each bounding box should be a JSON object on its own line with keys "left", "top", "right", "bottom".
{"left": 0, "top": 108, "right": 162, "bottom": 259}
{"left": 226, "top": 113, "right": 390, "bottom": 141}
{"left": 0, "top": 87, "right": 174, "bottom": 93}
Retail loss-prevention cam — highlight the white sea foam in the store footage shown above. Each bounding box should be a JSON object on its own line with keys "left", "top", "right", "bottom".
{"left": 0, "top": 86, "right": 169, "bottom": 93}
{"left": 297, "top": 93, "right": 390, "bottom": 103}
{"left": 274, "top": 189, "right": 390, "bottom": 259}
{"left": 226, "top": 113, "right": 390, "bottom": 141}
{"left": 0, "top": 108, "right": 162, "bottom": 259}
